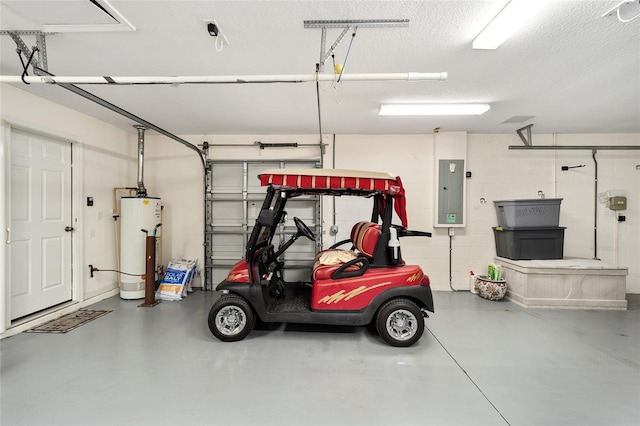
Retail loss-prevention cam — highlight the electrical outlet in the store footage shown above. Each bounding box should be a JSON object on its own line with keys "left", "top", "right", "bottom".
{"left": 89, "top": 228, "right": 95, "bottom": 238}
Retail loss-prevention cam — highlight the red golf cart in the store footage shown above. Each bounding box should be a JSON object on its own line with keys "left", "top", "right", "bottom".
{"left": 208, "top": 168, "right": 433, "bottom": 347}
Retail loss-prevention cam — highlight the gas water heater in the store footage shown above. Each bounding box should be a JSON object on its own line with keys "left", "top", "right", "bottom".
{"left": 120, "top": 197, "right": 162, "bottom": 299}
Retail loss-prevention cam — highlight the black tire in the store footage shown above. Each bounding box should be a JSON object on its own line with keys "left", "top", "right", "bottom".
{"left": 375, "top": 298, "right": 424, "bottom": 347}
{"left": 208, "top": 294, "right": 255, "bottom": 342}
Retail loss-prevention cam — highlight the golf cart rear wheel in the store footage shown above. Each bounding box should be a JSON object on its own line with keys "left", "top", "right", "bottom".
{"left": 208, "top": 294, "right": 255, "bottom": 342}
{"left": 375, "top": 298, "right": 424, "bottom": 347}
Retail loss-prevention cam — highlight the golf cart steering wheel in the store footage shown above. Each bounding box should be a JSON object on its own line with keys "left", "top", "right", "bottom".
{"left": 294, "top": 217, "right": 316, "bottom": 241}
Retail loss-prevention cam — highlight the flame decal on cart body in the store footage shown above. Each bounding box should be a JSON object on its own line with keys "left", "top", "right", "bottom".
{"left": 318, "top": 282, "right": 393, "bottom": 305}
{"left": 311, "top": 265, "right": 425, "bottom": 310}
{"left": 226, "top": 259, "right": 250, "bottom": 282}
{"left": 407, "top": 271, "right": 422, "bottom": 282}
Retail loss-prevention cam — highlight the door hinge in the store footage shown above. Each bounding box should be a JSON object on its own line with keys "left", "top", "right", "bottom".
{"left": 5, "top": 228, "right": 10, "bottom": 244}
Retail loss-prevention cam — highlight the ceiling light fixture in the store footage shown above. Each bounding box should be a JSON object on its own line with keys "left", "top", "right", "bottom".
{"left": 378, "top": 104, "right": 490, "bottom": 116}
{"left": 303, "top": 19, "right": 410, "bottom": 29}
{"left": 472, "top": 0, "right": 551, "bottom": 50}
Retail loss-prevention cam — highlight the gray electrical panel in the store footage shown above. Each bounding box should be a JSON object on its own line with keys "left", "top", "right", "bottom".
{"left": 438, "top": 159, "right": 464, "bottom": 225}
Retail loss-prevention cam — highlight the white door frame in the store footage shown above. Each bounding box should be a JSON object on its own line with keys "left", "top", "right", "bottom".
{"left": 1, "top": 122, "right": 84, "bottom": 334}
{"left": 1, "top": 121, "right": 8, "bottom": 334}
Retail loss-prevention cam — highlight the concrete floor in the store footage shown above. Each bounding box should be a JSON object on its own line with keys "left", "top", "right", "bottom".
{"left": 1, "top": 291, "right": 639, "bottom": 426}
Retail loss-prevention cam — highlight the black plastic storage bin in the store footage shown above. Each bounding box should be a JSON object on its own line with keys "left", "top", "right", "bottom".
{"left": 493, "top": 227, "right": 565, "bottom": 260}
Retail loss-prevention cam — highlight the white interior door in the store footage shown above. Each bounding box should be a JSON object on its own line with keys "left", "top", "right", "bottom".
{"left": 9, "top": 129, "right": 72, "bottom": 320}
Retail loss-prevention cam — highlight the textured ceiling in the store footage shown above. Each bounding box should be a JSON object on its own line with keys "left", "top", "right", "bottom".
{"left": 1, "top": 0, "right": 639, "bottom": 136}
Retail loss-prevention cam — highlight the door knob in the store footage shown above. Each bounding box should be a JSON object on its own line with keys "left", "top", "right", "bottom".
{"left": 65, "top": 226, "right": 74, "bottom": 232}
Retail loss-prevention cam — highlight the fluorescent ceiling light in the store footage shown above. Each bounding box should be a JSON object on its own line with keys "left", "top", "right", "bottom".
{"left": 472, "top": 0, "right": 551, "bottom": 50}
{"left": 379, "top": 104, "right": 490, "bottom": 116}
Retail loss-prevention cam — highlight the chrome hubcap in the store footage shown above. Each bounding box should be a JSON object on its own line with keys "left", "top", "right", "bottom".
{"left": 215, "top": 305, "right": 246, "bottom": 336}
{"left": 386, "top": 309, "right": 418, "bottom": 341}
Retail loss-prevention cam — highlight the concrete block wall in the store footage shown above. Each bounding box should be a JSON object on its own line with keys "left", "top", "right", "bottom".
{"left": 143, "top": 131, "right": 640, "bottom": 294}
{"left": 334, "top": 133, "right": 639, "bottom": 293}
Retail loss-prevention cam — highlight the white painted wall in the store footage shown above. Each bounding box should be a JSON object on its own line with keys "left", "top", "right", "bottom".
{"left": 334, "top": 133, "right": 640, "bottom": 293}
{"left": 333, "top": 135, "right": 446, "bottom": 287}
{"left": 552, "top": 134, "right": 640, "bottom": 292}
{"left": 0, "top": 84, "right": 134, "bottom": 325}
{"left": 466, "top": 133, "right": 557, "bottom": 291}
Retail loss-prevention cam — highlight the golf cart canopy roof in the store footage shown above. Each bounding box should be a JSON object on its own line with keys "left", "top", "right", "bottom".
{"left": 258, "top": 168, "right": 408, "bottom": 227}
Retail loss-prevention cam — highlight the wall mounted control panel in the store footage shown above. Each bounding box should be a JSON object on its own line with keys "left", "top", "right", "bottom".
{"left": 438, "top": 159, "right": 464, "bottom": 225}
{"left": 433, "top": 131, "right": 467, "bottom": 228}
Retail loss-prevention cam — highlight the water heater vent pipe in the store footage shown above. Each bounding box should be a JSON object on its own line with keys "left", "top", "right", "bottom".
{"left": 134, "top": 125, "right": 147, "bottom": 197}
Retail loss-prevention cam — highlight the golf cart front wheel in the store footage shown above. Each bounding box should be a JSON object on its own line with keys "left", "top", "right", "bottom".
{"left": 375, "top": 298, "right": 424, "bottom": 347}
{"left": 208, "top": 294, "right": 255, "bottom": 342}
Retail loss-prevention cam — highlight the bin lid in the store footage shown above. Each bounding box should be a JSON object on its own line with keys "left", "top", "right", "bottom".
{"left": 493, "top": 198, "right": 563, "bottom": 204}
{"left": 493, "top": 226, "right": 566, "bottom": 231}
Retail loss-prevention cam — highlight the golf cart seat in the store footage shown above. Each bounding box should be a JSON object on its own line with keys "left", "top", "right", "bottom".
{"left": 350, "top": 221, "right": 381, "bottom": 258}
{"left": 312, "top": 221, "right": 380, "bottom": 281}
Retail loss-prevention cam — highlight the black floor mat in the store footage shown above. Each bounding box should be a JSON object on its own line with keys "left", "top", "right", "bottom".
{"left": 25, "top": 309, "right": 111, "bottom": 334}
{"left": 268, "top": 282, "right": 311, "bottom": 313}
